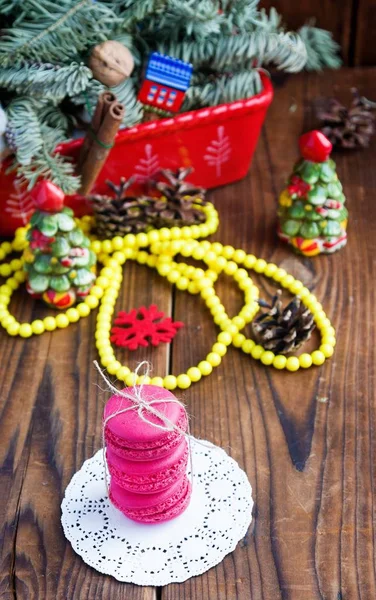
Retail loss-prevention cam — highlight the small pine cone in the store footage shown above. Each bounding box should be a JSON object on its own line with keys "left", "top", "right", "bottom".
{"left": 317, "top": 88, "right": 375, "bottom": 149}
{"left": 252, "top": 290, "right": 315, "bottom": 354}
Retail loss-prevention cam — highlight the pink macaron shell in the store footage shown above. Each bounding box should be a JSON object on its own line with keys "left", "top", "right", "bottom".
{"left": 110, "top": 477, "right": 192, "bottom": 524}
{"left": 106, "top": 439, "right": 189, "bottom": 493}
{"left": 104, "top": 386, "right": 186, "bottom": 447}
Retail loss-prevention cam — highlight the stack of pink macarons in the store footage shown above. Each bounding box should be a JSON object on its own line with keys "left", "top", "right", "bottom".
{"left": 104, "top": 385, "right": 192, "bottom": 524}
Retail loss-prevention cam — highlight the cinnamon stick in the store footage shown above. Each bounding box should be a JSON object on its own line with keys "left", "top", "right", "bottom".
{"left": 78, "top": 98, "right": 124, "bottom": 196}
{"left": 77, "top": 92, "right": 116, "bottom": 170}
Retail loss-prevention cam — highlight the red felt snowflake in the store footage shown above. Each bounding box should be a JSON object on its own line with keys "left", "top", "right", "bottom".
{"left": 110, "top": 305, "right": 184, "bottom": 351}
{"left": 287, "top": 175, "right": 311, "bottom": 198}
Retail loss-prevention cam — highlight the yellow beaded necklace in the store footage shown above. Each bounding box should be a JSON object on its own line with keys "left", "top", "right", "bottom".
{"left": 0, "top": 203, "right": 335, "bottom": 387}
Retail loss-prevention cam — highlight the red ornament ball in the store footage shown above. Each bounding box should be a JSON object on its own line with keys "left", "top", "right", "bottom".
{"left": 299, "top": 130, "right": 333, "bottom": 163}
{"left": 31, "top": 180, "right": 65, "bottom": 213}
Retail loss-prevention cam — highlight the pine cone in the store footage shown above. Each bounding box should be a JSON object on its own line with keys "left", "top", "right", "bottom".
{"left": 252, "top": 291, "right": 315, "bottom": 354}
{"left": 89, "top": 172, "right": 207, "bottom": 239}
{"left": 154, "top": 167, "right": 207, "bottom": 226}
{"left": 317, "top": 88, "right": 375, "bottom": 149}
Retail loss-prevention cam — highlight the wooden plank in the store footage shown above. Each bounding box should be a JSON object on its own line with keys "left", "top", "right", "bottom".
{"left": 353, "top": 0, "right": 376, "bottom": 65}
{"left": 260, "top": 0, "right": 353, "bottom": 64}
{"left": 163, "top": 68, "right": 376, "bottom": 599}
{"left": 0, "top": 261, "right": 168, "bottom": 599}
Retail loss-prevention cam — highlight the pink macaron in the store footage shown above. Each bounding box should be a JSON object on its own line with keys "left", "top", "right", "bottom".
{"left": 109, "top": 475, "right": 192, "bottom": 524}
{"left": 106, "top": 438, "right": 189, "bottom": 494}
{"left": 104, "top": 386, "right": 187, "bottom": 461}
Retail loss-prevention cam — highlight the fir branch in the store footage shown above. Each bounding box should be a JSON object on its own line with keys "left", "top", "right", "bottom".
{"left": 298, "top": 24, "right": 342, "bottom": 70}
{"left": 119, "top": 0, "right": 166, "bottom": 29}
{"left": 145, "top": 0, "right": 224, "bottom": 40}
{"left": 0, "top": 0, "right": 118, "bottom": 67}
{"left": 182, "top": 69, "right": 262, "bottom": 110}
{"left": 6, "top": 97, "right": 45, "bottom": 165}
{"left": 159, "top": 30, "right": 307, "bottom": 72}
{"left": 0, "top": 63, "right": 92, "bottom": 100}
{"left": 10, "top": 147, "right": 80, "bottom": 193}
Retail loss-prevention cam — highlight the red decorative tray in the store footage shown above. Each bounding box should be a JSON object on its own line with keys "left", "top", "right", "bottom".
{"left": 0, "top": 73, "right": 273, "bottom": 236}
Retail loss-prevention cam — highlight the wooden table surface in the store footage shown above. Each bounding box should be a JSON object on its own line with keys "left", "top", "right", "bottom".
{"left": 1, "top": 67, "right": 375, "bottom": 600}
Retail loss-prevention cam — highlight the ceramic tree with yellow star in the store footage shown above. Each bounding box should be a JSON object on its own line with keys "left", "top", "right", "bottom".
{"left": 278, "top": 130, "right": 348, "bottom": 256}
{"left": 23, "top": 181, "right": 96, "bottom": 309}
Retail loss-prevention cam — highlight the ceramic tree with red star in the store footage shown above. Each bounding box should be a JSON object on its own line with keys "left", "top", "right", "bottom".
{"left": 23, "top": 181, "right": 96, "bottom": 308}
{"left": 278, "top": 130, "right": 348, "bottom": 256}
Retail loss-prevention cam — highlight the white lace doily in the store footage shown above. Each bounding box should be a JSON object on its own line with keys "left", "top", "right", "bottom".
{"left": 61, "top": 439, "right": 253, "bottom": 586}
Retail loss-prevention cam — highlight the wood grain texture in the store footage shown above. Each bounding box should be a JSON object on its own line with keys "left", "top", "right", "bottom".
{"left": 1, "top": 67, "right": 376, "bottom": 600}
{"left": 353, "top": 0, "right": 376, "bottom": 65}
{"left": 260, "top": 0, "right": 354, "bottom": 64}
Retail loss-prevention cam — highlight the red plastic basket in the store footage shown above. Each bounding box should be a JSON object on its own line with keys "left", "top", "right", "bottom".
{"left": 0, "top": 73, "right": 273, "bottom": 236}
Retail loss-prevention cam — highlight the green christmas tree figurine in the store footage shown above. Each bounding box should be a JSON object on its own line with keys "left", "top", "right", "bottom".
{"left": 23, "top": 181, "right": 96, "bottom": 309}
{"left": 278, "top": 130, "right": 348, "bottom": 256}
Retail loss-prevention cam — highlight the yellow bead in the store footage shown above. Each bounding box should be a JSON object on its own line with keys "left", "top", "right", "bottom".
{"left": 90, "top": 285, "right": 103, "bottom": 299}
{"left": 167, "top": 270, "right": 180, "bottom": 284}
{"left": 66, "top": 308, "right": 80, "bottom": 323}
{"left": 101, "top": 267, "right": 113, "bottom": 279}
{"left": 19, "top": 323, "right": 32, "bottom": 338}
{"left": 147, "top": 230, "right": 160, "bottom": 244}
{"left": 136, "top": 232, "right": 149, "bottom": 246}
{"left": 286, "top": 356, "right": 300, "bottom": 372}
{"left": 1, "top": 242, "right": 12, "bottom": 254}
{"left": 254, "top": 259, "right": 267, "bottom": 273}
{"left": 198, "top": 361, "right": 213, "bottom": 376}
{"left": 112, "top": 251, "right": 126, "bottom": 265}
{"left": 55, "top": 314, "right": 69, "bottom": 329}
{"left": 111, "top": 236, "right": 124, "bottom": 251}
{"left": 106, "top": 258, "right": 119, "bottom": 270}
{"left": 281, "top": 274, "right": 295, "bottom": 288}
{"left": 232, "top": 333, "right": 246, "bottom": 348}
{"left": 125, "top": 373, "right": 137, "bottom": 386}
{"left": 264, "top": 263, "right": 278, "bottom": 277}
{"left": 107, "top": 360, "right": 122, "bottom": 375}
{"left": 31, "top": 320, "right": 45, "bottom": 335}
{"left": 85, "top": 295, "right": 99, "bottom": 309}
{"left": 150, "top": 376, "right": 164, "bottom": 387}
{"left": 206, "top": 352, "right": 221, "bottom": 367}
{"left": 223, "top": 323, "right": 238, "bottom": 336}
{"left": 274, "top": 268, "right": 287, "bottom": 282}
{"left": 124, "top": 233, "right": 136, "bottom": 248}
{"left": 212, "top": 342, "right": 227, "bottom": 357}
{"left": 1, "top": 315, "right": 14, "bottom": 328}
{"left": 14, "top": 271, "right": 26, "bottom": 283}
{"left": 176, "top": 374, "right": 191, "bottom": 389}
{"left": 217, "top": 331, "right": 232, "bottom": 346}
{"left": 320, "top": 344, "right": 334, "bottom": 358}
{"left": 241, "top": 339, "right": 255, "bottom": 354}
{"left": 321, "top": 335, "right": 336, "bottom": 347}
{"left": 233, "top": 249, "right": 246, "bottom": 264}
{"left": 251, "top": 345, "right": 264, "bottom": 359}
{"left": 192, "top": 246, "right": 205, "bottom": 260}
{"left": 290, "top": 281, "right": 303, "bottom": 295}
{"left": 115, "top": 366, "right": 130, "bottom": 381}
{"left": 43, "top": 316, "right": 57, "bottom": 331}
{"left": 260, "top": 351, "right": 275, "bottom": 365}
{"left": 176, "top": 277, "right": 189, "bottom": 290}
{"left": 159, "top": 228, "right": 172, "bottom": 241}
{"left": 7, "top": 322, "right": 20, "bottom": 336}
{"left": 91, "top": 240, "right": 102, "bottom": 254}
{"left": 222, "top": 245, "right": 234, "bottom": 259}
{"left": 164, "top": 375, "right": 177, "bottom": 390}
{"left": 0, "top": 249, "right": 5, "bottom": 261}
{"left": 299, "top": 353, "right": 313, "bottom": 368}
{"left": 96, "top": 276, "right": 109, "bottom": 289}
{"left": 100, "top": 240, "right": 112, "bottom": 254}
{"left": 10, "top": 258, "right": 22, "bottom": 271}
{"left": 0, "top": 264, "right": 12, "bottom": 277}
{"left": 187, "top": 367, "right": 202, "bottom": 382}
{"left": 157, "top": 263, "right": 171, "bottom": 277}
{"left": 232, "top": 316, "right": 245, "bottom": 330}
{"left": 273, "top": 355, "right": 287, "bottom": 369}
{"left": 188, "top": 281, "right": 199, "bottom": 294}
{"left": 224, "top": 261, "right": 237, "bottom": 276}
{"left": 311, "top": 350, "right": 325, "bottom": 365}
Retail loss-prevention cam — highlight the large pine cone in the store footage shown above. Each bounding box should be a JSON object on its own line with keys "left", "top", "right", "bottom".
{"left": 318, "top": 88, "right": 375, "bottom": 149}
{"left": 252, "top": 291, "right": 315, "bottom": 354}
